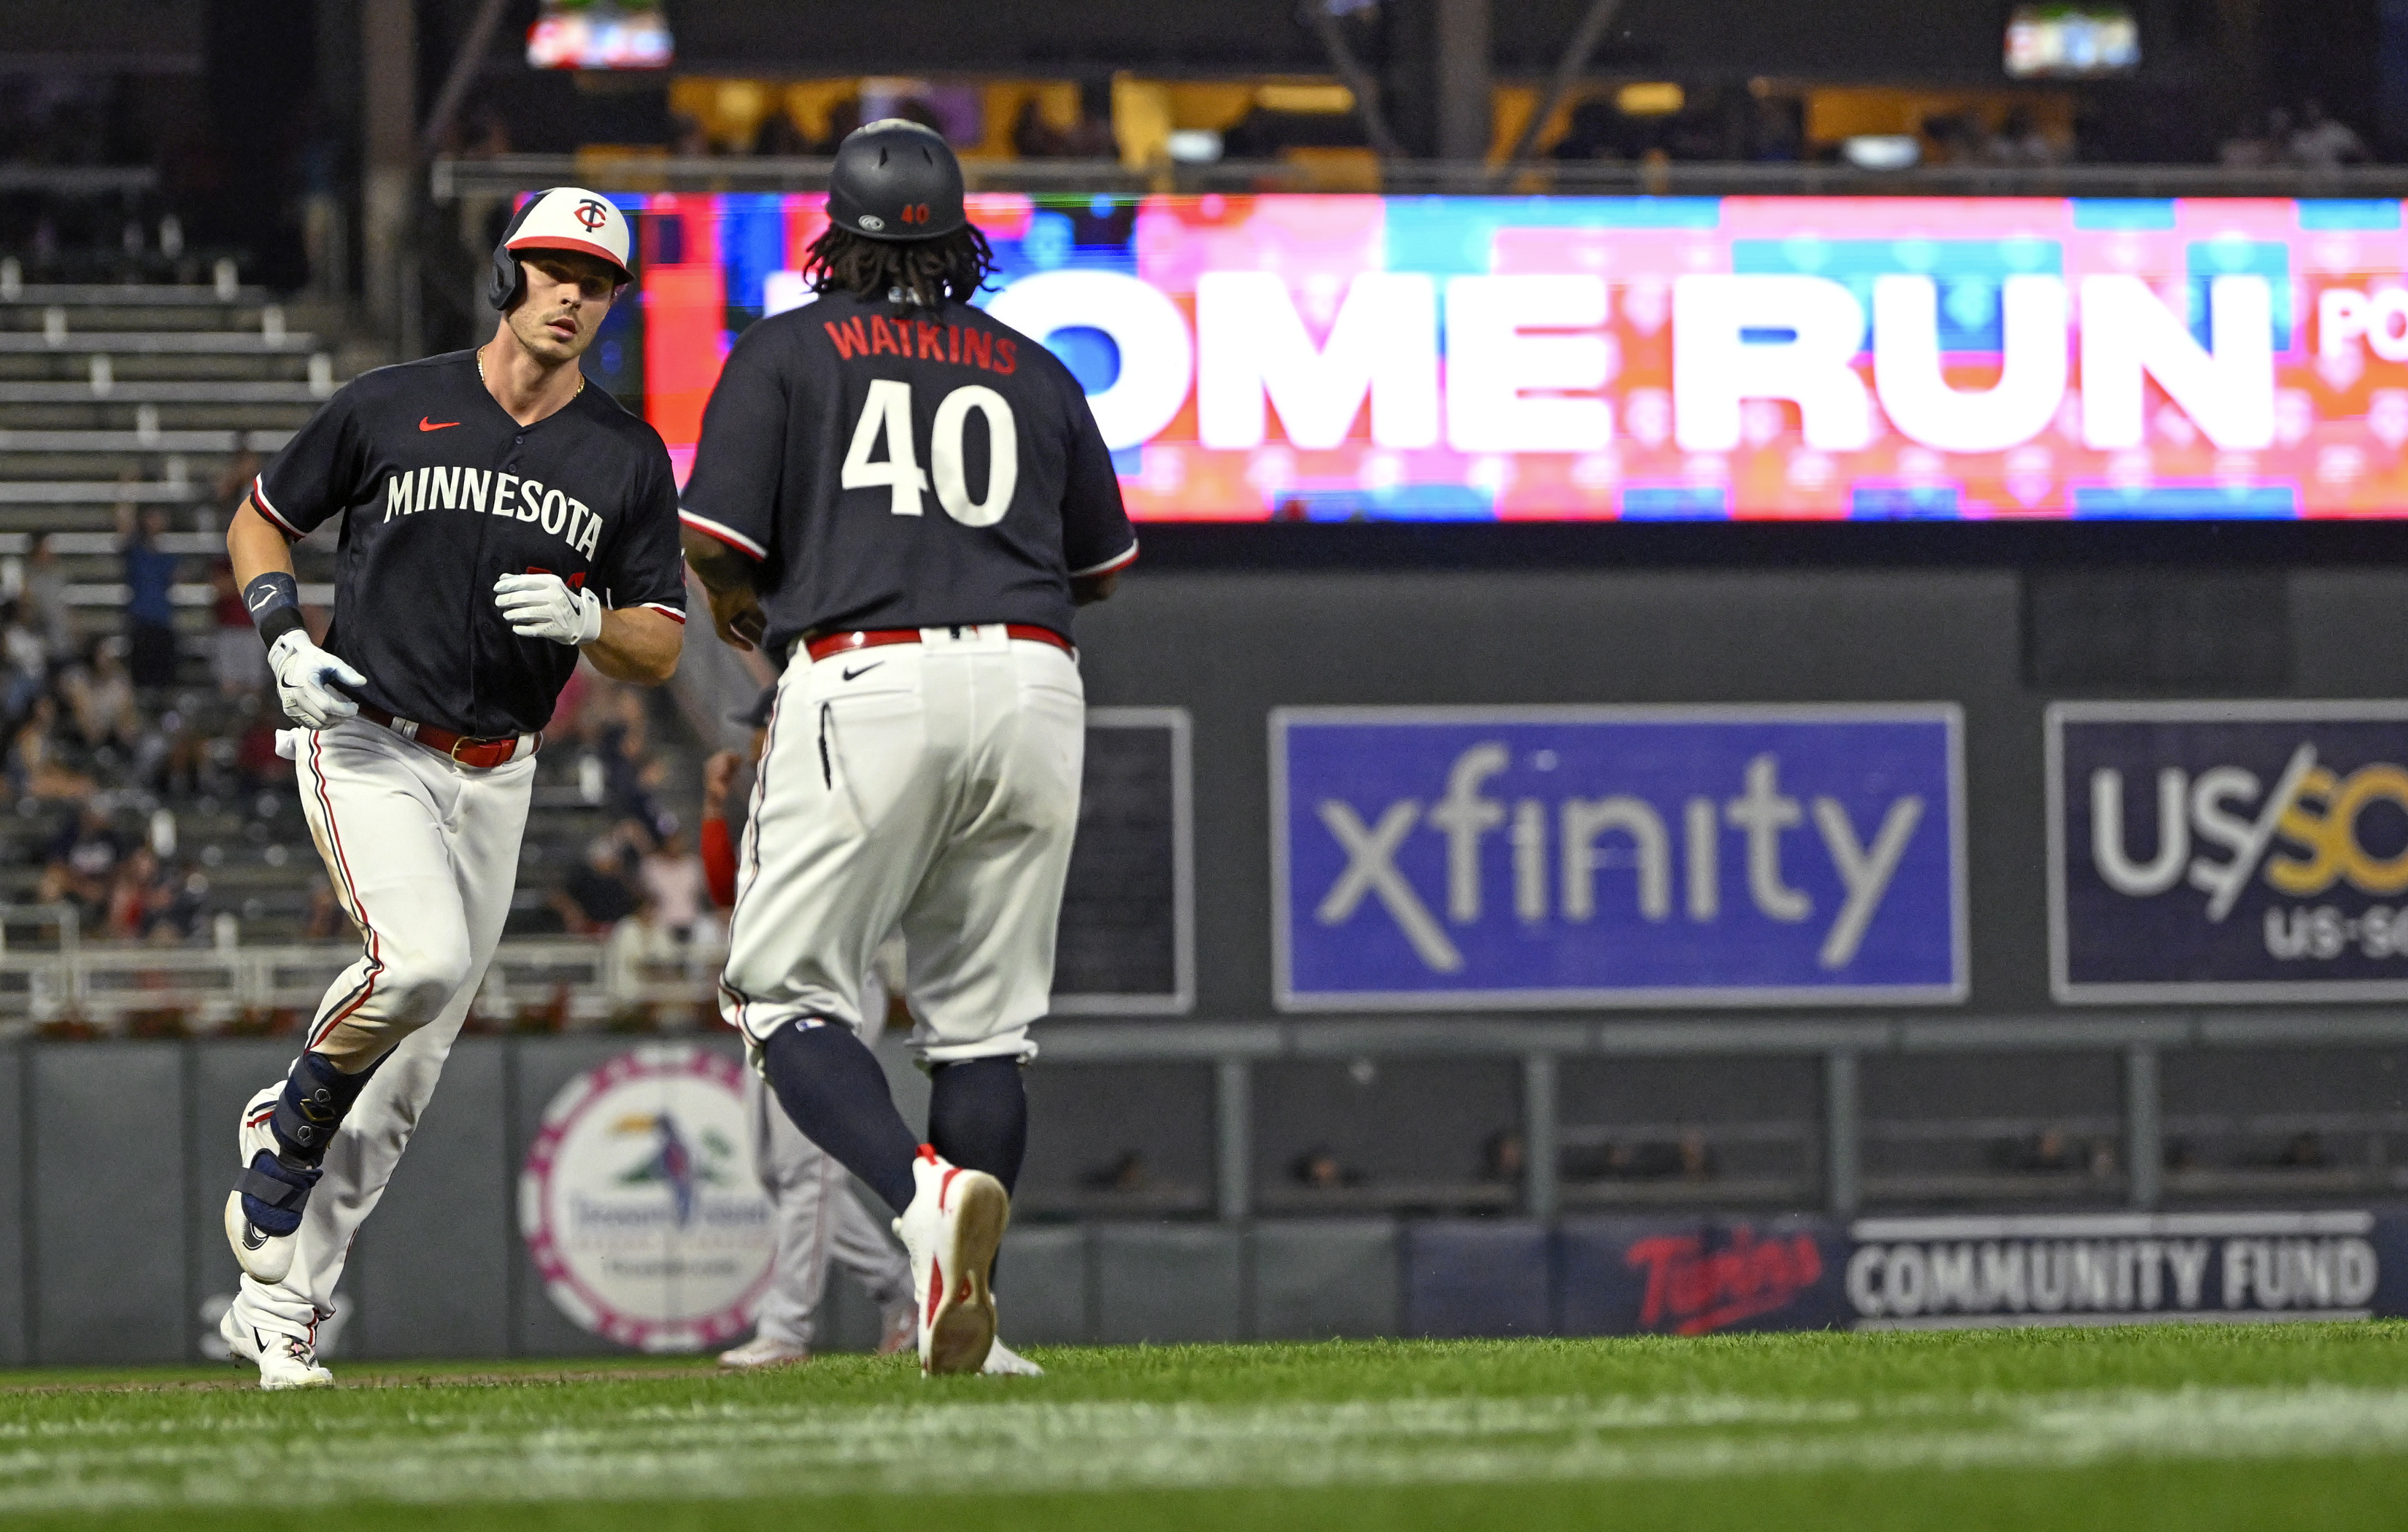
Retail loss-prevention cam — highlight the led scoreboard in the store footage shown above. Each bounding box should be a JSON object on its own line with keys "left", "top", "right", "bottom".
{"left": 625, "top": 193, "right": 2408, "bottom": 521}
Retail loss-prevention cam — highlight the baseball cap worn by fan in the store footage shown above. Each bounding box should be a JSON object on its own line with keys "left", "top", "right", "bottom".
{"left": 488, "top": 187, "right": 633, "bottom": 311}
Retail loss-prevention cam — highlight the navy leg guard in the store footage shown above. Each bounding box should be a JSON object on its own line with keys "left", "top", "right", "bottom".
{"left": 270, "top": 1050, "right": 384, "bottom": 1166}
{"left": 236, "top": 1154, "right": 320, "bottom": 1238}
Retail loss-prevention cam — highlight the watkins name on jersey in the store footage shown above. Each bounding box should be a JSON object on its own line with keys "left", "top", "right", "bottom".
{"left": 821, "top": 313, "right": 1019, "bottom": 376}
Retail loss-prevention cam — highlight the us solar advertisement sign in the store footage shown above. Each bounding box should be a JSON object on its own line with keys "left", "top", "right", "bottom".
{"left": 1272, "top": 706, "right": 1966, "bottom": 1010}
{"left": 632, "top": 192, "right": 2408, "bottom": 519}
{"left": 2049, "top": 700, "right": 2408, "bottom": 1002}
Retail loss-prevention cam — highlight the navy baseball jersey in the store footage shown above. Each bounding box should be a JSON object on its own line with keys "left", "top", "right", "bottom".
{"left": 676, "top": 290, "right": 1136, "bottom": 657}
{"left": 254, "top": 352, "right": 687, "bottom": 738}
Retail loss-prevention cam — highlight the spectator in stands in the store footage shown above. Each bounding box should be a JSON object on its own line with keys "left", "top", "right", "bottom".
{"left": 1081, "top": 1150, "right": 1150, "bottom": 1192}
{"left": 206, "top": 561, "right": 266, "bottom": 695}
{"left": 1289, "top": 1145, "right": 1362, "bottom": 1189}
{"left": 60, "top": 638, "right": 138, "bottom": 752}
{"left": 1986, "top": 107, "right": 2059, "bottom": 166}
{"left": 810, "top": 96, "right": 865, "bottom": 155}
{"left": 20, "top": 533, "right": 72, "bottom": 664}
{"left": 1480, "top": 1129, "right": 1524, "bottom": 1183}
{"left": 751, "top": 109, "right": 808, "bottom": 158}
{"left": 1012, "top": 82, "right": 1116, "bottom": 158}
{"left": 638, "top": 829, "right": 709, "bottom": 945}
{"left": 101, "top": 845, "right": 207, "bottom": 943}
{"left": 1550, "top": 99, "right": 1624, "bottom": 163}
{"left": 604, "top": 710, "right": 672, "bottom": 839}
{"left": 463, "top": 105, "right": 514, "bottom": 160}
{"left": 43, "top": 800, "right": 122, "bottom": 918}
{"left": 1749, "top": 95, "right": 1804, "bottom": 162}
{"left": 2222, "top": 109, "right": 2287, "bottom": 168}
{"left": 552, "top": 832, "right": 643, "bottom": 935}
{"left": 215, "top": 433, "right": 262, "bottom": 521}
{"left": 119, "top": 506, "right": 180, "bottom": 689}
{"left": 2, "top": 602, "right": 47, "bottom": 719}
{"left": 671, "top": 113, "right": 714, "bottom": 158}
{"left": 102, "top": 845, "right": 159, "bottom": 940}
{"left": 9, "top": 697, "right": 93, "bottom": 802}
{"left": 234, "top": 708, "right": 292, "bottom": 790}
{"left": 2275, "top": 1130, "right": 2332, "bottom": 1169}
{"left": 2291, "top": 100, "right": 2369, "bottom": 167}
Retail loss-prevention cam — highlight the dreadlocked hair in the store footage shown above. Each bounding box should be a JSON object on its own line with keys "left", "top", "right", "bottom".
{"left": 802, "top": 223, "right": 997, "bottom": 312}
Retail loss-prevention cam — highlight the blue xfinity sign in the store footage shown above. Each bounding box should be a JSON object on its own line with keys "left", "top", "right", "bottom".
{"left": 1273, "top": 706, "right": 1967, "bottom": 1010}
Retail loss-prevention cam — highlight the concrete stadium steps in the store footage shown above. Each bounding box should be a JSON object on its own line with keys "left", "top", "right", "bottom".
{"left": 0, "top": 280, "right": 278, "bottom": 308}
{"left": 0, "top": 382, "right": 331, "bottom": 408}
{"left": 0, "top": 330, "right": 322, "bottom": 355}
{"left": 0, "top": 428, "right": 296, "bottom": 454}
{"left": 0, "top": 353, "right": 332, "bottom": 385}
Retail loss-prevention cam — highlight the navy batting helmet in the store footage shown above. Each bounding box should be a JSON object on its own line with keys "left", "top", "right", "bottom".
{"left": 825, "top": 120, "right": 965, "bottom": 242}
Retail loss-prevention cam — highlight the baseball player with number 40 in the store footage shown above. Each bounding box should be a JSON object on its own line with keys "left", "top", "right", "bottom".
{"left": 681, "top": 120, "right": 1136, "bottom": 1376}
{"left": 217, "top": 187, "right": 689, "bottom": 1388}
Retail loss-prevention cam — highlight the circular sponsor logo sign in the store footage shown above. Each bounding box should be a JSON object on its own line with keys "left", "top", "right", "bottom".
{"left": 519, "top": 1045, "right": 774, "bottom": 1351}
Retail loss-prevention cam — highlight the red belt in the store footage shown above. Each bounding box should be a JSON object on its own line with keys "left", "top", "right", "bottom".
{"left": 358, "top": 703, "right": 537, "bottom": 769}
{"left": 804, "top": 624, "right": 1074, "bottom": 663}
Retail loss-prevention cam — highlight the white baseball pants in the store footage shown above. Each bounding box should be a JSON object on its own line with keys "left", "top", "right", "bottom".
{"left": 720, "top": 625, "right": 1086, "bottom": 1064}
{"left": 743, "top": 1071, "right": 913, "bottom": 1347}
{"left": 230, "top": 720, "right": 533, "bottom": 1339}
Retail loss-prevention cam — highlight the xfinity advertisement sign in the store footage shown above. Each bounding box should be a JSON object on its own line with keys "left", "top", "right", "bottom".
{"left": 1273, "top": 706, "right": 1965, "bottom": 1010}
{"left": 2049, "top": 700, "right": 2408, "bottom": 1002}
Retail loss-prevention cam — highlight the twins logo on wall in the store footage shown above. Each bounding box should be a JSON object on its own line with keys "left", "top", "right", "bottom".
{"left": 2049, "top": 700, "right": 2408, "bottom": 1001}
{"left": 520, "top": 1045, "right": 774, "bottom": 1350}
{"left": 1273, "top": 705, "right": 1965, "bottom": 1008}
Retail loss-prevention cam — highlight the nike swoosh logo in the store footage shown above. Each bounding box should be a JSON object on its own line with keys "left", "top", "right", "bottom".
{"left": 841, "top": 662, "right": 883, "bottom": 681}
{"left": 419, "top": 417, "right": 460, "bottom": 432}
{"left": 247, "top": 589, "right": 278, "bottom": 611}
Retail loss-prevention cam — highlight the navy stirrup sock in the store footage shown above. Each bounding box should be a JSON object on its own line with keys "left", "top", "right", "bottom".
{"left": 928, "top": 1056, "right": 1027, "bottom": 1196}
{"left": 763, "top": 1021, "right": 922, "bottom": 1215}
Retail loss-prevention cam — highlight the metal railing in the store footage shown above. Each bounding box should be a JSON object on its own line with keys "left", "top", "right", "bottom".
{"left": 433, "top": 153, "right": 2408, "bottom": 201}
{"left": 0, "top": 906, "right": 726, "bottom": 1031}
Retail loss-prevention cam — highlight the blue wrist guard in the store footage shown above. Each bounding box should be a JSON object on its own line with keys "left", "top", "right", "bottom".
{"left": 244, "top": 571, "right": 305, "bottom": 647}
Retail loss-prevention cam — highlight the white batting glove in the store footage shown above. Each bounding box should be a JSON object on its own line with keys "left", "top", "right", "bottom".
{"left": 268, "top": 630, "right": 365, "bottom": 729}
{"left": 494, "top": 573, "right": 603, "bottom": 647}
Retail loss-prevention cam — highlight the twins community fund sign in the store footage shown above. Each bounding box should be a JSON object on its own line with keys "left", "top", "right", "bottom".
{"left": 520, "top": 1045, "right": 775, "bottom": 1350}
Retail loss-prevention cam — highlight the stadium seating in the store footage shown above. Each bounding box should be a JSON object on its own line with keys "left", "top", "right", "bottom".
{"left": 0, "top": 264, "right": 702, "bottom": 953}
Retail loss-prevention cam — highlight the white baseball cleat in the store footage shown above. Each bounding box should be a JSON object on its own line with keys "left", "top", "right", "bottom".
{"left": 891, "top": 1146, "right": 1008, "bottom": 1377}
{"left": 224, "top": 1083, "right": 312, "bottom": 1285}
{"left": 219, "top": 1304, "right": 333, "bottom": 1390}
{"left": 982, "top": 1338, "right": 1043, "bottom": 1377}
{"left": 717, "top": 1333, "right": 811, "bottom": 1369}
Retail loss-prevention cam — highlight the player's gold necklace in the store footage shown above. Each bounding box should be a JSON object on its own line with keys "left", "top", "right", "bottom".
{"left": 476, "top": 350, "right": 584, "bottom": 400}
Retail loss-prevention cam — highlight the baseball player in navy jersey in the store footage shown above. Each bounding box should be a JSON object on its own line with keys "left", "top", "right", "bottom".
{"left": 216, "top": 187, "right": 687, "bottom": 1388}
{"left": 679, "top": 120, "right": 1135, "bottom": 1375}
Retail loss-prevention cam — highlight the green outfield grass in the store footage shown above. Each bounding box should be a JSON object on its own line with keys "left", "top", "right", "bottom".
{"left": 7, "top": 1324, "right": 2408, "bottom": 1530}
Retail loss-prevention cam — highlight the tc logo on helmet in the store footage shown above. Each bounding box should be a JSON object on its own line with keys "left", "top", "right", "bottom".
{"left": 574, "top": 198, "right": 611, "bottom": 231}
{"left": 857, "top": 214, "right": 885, "bottom": 231}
